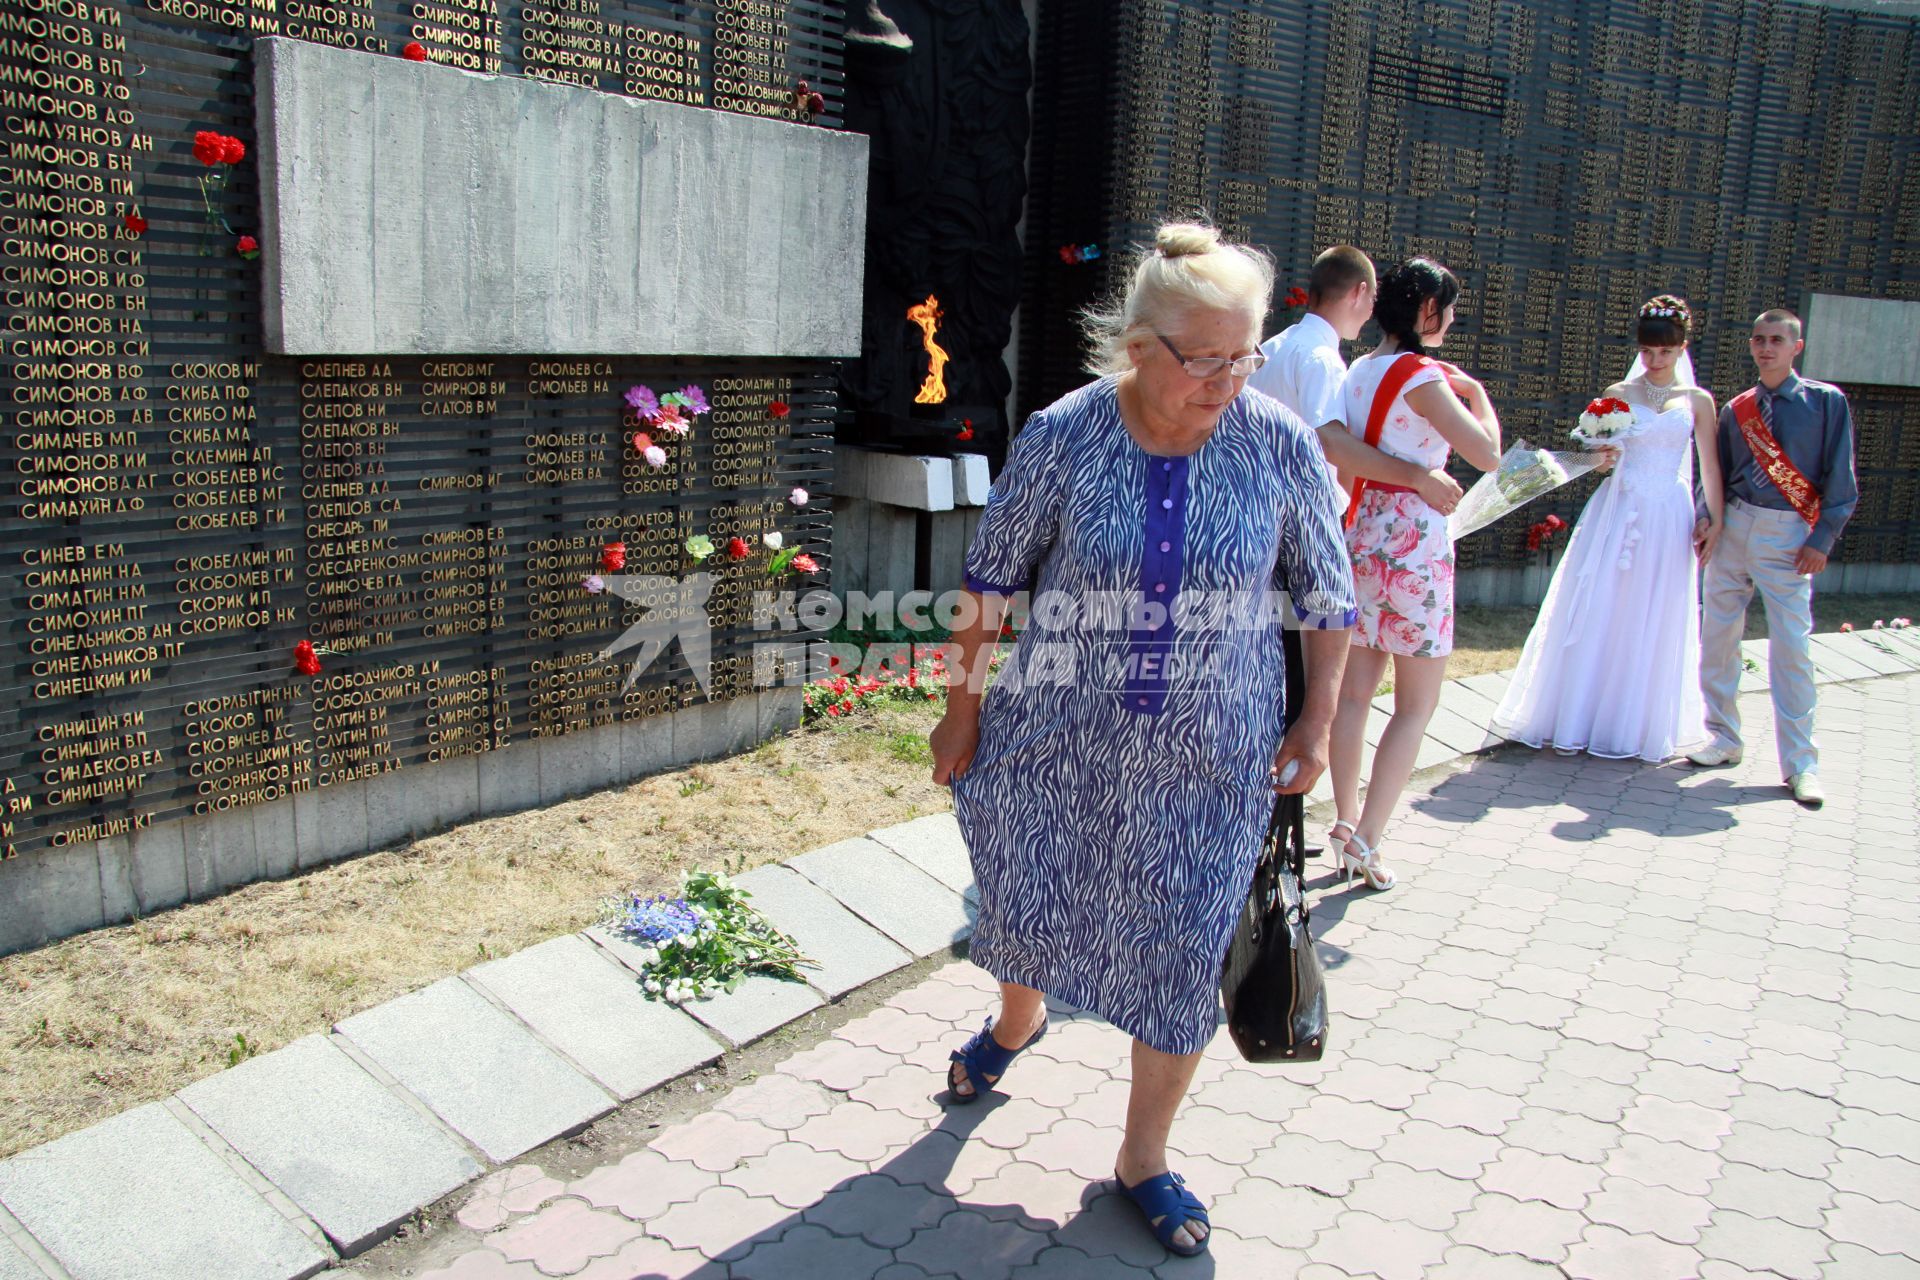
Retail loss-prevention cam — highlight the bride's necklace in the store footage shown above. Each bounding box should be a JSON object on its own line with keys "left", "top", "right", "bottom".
{"left": 1640, "top": 376, "right": 1681, "bottom": 410}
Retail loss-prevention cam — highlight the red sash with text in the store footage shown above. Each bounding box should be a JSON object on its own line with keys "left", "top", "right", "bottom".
{"left": 1730, "top": 388, "right": 1821, "bottom": 528}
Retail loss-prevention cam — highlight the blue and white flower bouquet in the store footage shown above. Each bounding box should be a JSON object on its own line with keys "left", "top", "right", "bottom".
{"left": 604, "top": 869, "right": 811, "bottom": 1002}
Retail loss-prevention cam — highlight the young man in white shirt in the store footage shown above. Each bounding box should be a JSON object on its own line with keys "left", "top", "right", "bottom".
{"left": 1248, "top": 245, "right": 1464, "bottom": 514}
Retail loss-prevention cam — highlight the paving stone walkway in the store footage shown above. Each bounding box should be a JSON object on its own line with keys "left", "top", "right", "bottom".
{"left": 366, "top": 669, "right": 1920, "bottom": 1280}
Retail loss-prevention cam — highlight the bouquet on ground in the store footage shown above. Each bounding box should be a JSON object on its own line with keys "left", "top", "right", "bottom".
{"left": 1571, "top": 396, "right": 1636, "bottom": 448}
{"left": 1449, "top": 439, "right": 1603, "bottom": 540}
{"left": 603, "top": 869, "right": 812, "bottom": 1002}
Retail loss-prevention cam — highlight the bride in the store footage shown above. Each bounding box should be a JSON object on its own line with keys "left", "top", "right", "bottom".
{"left": 1492, "top": 296, "right": 1725, "bottom": 761}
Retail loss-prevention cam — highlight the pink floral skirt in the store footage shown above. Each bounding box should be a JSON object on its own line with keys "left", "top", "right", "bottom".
{"left": 1347, "top": 490, "right": 1455, "bottom": 658}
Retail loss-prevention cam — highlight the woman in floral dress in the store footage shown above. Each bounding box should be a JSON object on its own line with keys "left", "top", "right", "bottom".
{"left": 1323, "top": 258, "right": 1502, "bottom": 890}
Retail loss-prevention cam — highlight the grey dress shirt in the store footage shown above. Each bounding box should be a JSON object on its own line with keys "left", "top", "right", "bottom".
{"left": 1711, "top": 371, "right": 1859, "bottom": 556}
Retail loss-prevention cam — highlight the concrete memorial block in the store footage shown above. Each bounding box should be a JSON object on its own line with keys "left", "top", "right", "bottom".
{"left": 832, "top": 447, "right": 956, "bottom": 511}
{"left": 1806, "top": 634, "right": 1878, "bottom": 683}
{"left": 786, "top": 838, "right": 974, "bottom": 957}
{"left": 730, "top": 864, "right": 913, "bottom": 998}
{"left": 867, "top": 814, "right": 977, "bottom": 899}
{"left": 468, "top": 937, "right": 724, "bottom": 1099}
{"left": 253, "top": 39, "right": 868, "bottom": 356}
{"left": 335, "top": 978, "right": 613, "bottom": 1163}
{"left": 1419, "top": 703, "right": 1494, "bottom": 757}
{"left": 1803, "top": 294, "right": 1920, "bottom": 388}
{"left": 1825, "top": 631, "right": 1910, "bottom": 677}
{"left": 177, "top": 1035, "right": 481, "bottom": 1255}
{"left": 0, "top": 1103, "right": 330, "bottom": 1280}
{"left": 953, "top": 453, "right": 992, "bottom": 506}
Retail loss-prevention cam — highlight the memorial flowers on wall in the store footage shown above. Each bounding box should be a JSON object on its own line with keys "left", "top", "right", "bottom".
{"left": 626, "top": 384, "right": 709, "bottom": 469}
{"left": 191, "top": 128, "right": 253, "bottom": 253}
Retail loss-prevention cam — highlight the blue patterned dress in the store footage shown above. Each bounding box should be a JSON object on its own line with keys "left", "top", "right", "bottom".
{"left": 952, "top": 377, "right": 1356, "bottom": 1055}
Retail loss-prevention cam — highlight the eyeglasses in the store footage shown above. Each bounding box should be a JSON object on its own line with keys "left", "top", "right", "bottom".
{"left": 1156, "top": 333, "right": 1267, "bottom": 379}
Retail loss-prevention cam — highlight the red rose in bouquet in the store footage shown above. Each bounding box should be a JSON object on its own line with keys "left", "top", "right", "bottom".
{"left": 601, "top": 541, "right": 627, "bottom": 573}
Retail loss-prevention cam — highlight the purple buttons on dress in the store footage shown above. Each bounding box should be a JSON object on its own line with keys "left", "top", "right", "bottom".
{"left": 1159, "top": 540, "right": 1171, "bottom": 552}
{"left": 1161, "top": 498, "right": 1173, "bottom": 509}
{"left": 1155, "top": 583, "right": 1167, "bottom": 593}
{"left": 1163, "top": 461, "right": 1173, "bottom": 472}
{"left": 1137, "top": 697, "right": 1148, "bottom": 707}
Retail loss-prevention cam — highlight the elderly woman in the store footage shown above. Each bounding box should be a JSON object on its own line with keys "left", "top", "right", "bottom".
{"left": 928, "top": 222, "right": 1356, "bottom": 1257}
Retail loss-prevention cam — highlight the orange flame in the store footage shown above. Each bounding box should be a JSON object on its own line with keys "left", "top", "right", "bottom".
{"left": 906, "top": 294, "right": 949, "bottom": 404}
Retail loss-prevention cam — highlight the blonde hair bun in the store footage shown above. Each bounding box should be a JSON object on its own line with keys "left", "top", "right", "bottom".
{"left": 1155, "top": 223, "right": 1221, "bottom": 260}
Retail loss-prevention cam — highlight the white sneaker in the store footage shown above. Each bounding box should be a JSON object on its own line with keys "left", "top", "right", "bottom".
{"left": 1687, "top": 743, "right": 1744, "bottom": 767}
{"left": 1788, "top": 773, "right": 1825, "bottom": 808}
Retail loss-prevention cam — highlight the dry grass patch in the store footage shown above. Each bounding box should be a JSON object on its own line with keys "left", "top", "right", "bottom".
{"left": 0, "top": 705, "right": 948, "bottom": 1159}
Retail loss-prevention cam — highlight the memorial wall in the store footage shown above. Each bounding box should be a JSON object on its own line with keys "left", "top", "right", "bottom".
{"left": 1019, "top": 0, "right": 1920, "bottom": 576}
{"left": 0, "top": 0, "right": 856, "bottom": 951}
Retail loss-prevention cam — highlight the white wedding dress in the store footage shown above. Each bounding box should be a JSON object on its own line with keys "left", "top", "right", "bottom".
{"left": 1492, "top": 398, "right": 1712, "bottom": 761}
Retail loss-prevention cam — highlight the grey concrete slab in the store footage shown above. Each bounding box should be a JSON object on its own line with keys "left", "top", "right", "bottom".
{"left": 538, "top": 719, "right": 622, "bottom": 805}
{"left": 1437, "top": 678, "right": 1504, "bottom": 727}
{"left": 253, "top": 790, "right": 300, "bottom": 880}
{"left": 1455, "top": 670, "right": 1514, "bottom": 706}
{"left": 295, "top": 776, "right": 369, "bottom": 872}
{"left": 91, "top": 835, "right": 134, "bottom": 928}
{"left": 1805, "top": 635, "right": 1879, "bottom": 682}
{"left": 758, "top": 686, "right": 804, "bottom": 740}
{"left": 1804, "top": 292, "right": 1920, "bottom": 387}
{"left": 0, "top": 843, "right": 101, "bottom": 957}
{"left": 867, "top": 814, "right": 976, "bottom": 898}
{"left": 125, "top": 818, "right": 190, "bottom": 918}
{"left": 400, "top": 752, "right": 481, "bottom": 841}
{"left": 468, "top": 937, "right": 723, "bottom": 1099}
{"left": 731, "top": 865, "right": 913, "bottom": 998}
{"left": 716, "top": 693, "right": 762, "bottom": 759}
{"left": 476, "top": 739, "right": 542, "bottom": 817}
{"left": 1413, "top": 732, "right": 1458, "bottom": 771}
{"left": 672, "top": 702, "right": 718, "bottom": 765}
{"left": 1419, "top": 704, "right": 1491, "bottom": 757}
{"left": 255, "top": 38, "right": 867, "bottom": 356}
{"left": 677, "top": 973, "right": 824, "bottom": 1049}
{"left": 1825, "top": 631, "right": 1911, "bottom": 676}
{"left": 178, "top": 1034, "right": 480, "bottom": 1255}
{"left": 335, "top": 977, "right": 613, "bottom": 1164}
{"left": 786, "top": 838, "right": 974, "bottom": 957}
{"left": 184, "top": 803, "right": 261, "bottom": 899}
{"left": 0, "top": 1230, "right": 43, "bottom": 1280}
{"left": 0, "top": 1103, "right": 330, "bottom": 1280}
{"left": 622, "top": 709, "right": 676, "bottom": 781}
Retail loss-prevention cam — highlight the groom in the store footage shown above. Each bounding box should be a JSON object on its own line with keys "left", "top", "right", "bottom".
{"left": 1689, "top": 309, "right": 1859, "bottom": 807}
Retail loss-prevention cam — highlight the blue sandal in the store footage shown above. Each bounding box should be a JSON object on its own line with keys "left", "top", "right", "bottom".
{"left": 945, "top": 1015, "right": 1046, "bottom": 1103}
{"left": 1115, "top": 1169, "right": 1210, "bottom": 1258}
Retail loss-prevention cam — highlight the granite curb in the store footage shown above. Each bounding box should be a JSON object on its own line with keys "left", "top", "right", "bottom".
{"left": 1, "top": 627, "right": 1913, "bottom": 1280}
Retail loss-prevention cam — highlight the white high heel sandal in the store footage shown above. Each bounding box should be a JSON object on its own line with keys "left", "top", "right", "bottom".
{"left": 1328, "top": 819, "right": 1357, "bottom": 859}
{"left": 1338, "top": 833, "right": 1398, "bottom": 891}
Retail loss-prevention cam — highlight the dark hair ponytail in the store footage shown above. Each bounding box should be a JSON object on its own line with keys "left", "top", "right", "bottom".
{"left": 1373, "top": 257, "right": 1460, "bottom": 358}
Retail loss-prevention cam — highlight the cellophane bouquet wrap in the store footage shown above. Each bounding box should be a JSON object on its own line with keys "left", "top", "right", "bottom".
{"left": 1448, "top": 440, "right": 1604, "bottom": 541}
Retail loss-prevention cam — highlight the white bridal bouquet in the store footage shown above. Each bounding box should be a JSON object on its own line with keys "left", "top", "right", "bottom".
{"left": 1449, "top": 440, "right": 1603, "bottom": 541}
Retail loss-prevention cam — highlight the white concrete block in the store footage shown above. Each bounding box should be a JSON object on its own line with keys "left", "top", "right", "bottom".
{"left": 255, "top": 39, "right": 868, "bottom": 356}
{"left": 953, "top": 453, "right": 992, "bottom": 506}
{"left": 832, "top": 447, "right": 955, "bottom": 511}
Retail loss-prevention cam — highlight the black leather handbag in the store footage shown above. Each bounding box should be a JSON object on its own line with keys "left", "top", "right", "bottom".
{"left": 1220, "top": 790, "right": 1329, "bottom": 1063}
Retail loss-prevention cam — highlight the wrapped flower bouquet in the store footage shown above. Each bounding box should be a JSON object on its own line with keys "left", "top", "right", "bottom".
{"left": 1450, "top": 440, "right": 1603, "bottom": 541}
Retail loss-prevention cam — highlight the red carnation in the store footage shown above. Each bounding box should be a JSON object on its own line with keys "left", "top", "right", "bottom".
{"left": 193, "top": 130, "right": 226, "bottom": 165}
{"left": 220, "top": 135, "right": 246, "bottom": 165}
{"left": 767, "top": 400, "right": 790, "bottom": 418}
{"left": 235, "top": 234, "right": 259, "bottom": 259}
{"left": 293, "top": 640, "right": 322, "bottom": 676}
{"left": 727, "top": 536, "right": 750, "bottom": 560}
{"left": 957, "top": 420, "right": 975, "bottom": 442}
{"left": 1546, "top": 514, "right": 1567, "bottom": 531}
{"left": 123, "top": 213, "right": 147, "bottom": 236}
{"left": 806, "top": 92, "right": 825, "bottom": 115}
{"left": 791, "top": 553, "right": 819, "bottom": 575}
{"left": 1285, "top": 286, "right": 1309, "bottom": 308}
{"left": 403, "top": 41, "right": 427, "bottom": 61}
{"left": 601, "top": 540, "right": 627, "bottom": 573}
